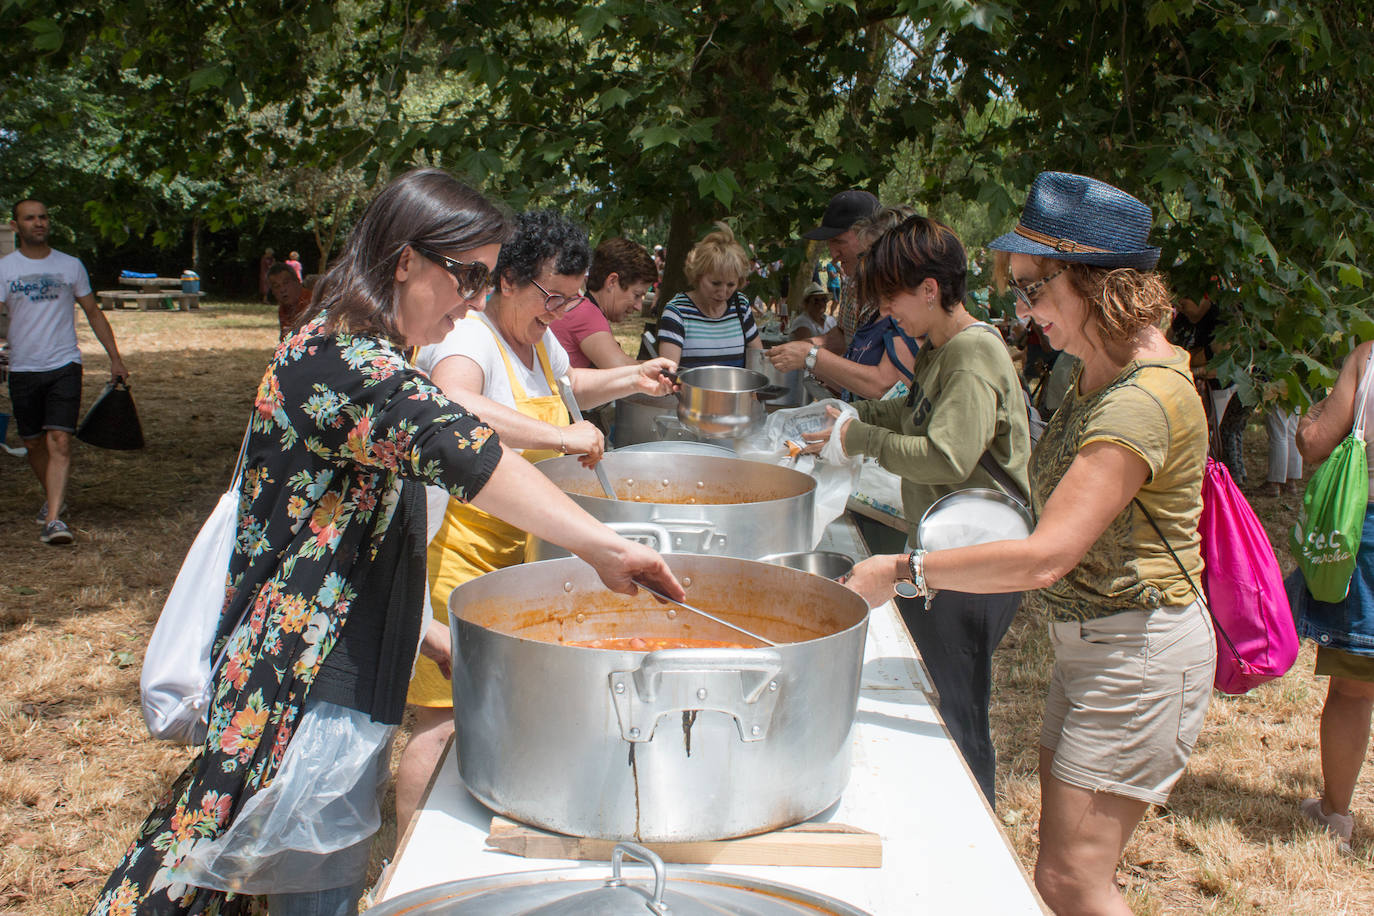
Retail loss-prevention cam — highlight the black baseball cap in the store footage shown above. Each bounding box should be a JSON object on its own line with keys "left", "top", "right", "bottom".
{"left": 802, "top": 190, "right": 880, "bottom": 240}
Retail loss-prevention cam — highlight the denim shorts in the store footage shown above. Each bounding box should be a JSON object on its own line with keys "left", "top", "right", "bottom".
{"left": 1041, "top": 600, "right": 1215, "bottom": 805}
{"left": 8, "top": 361, "right": 82, "bottom": 438}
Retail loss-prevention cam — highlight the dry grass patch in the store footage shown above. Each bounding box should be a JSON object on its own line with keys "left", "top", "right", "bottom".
{"left": 2, "top": 303, "right": 1372, "bottom": 912}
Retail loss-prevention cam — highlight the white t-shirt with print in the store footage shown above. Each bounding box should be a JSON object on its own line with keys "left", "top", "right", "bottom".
{"left": 0, "top": 249, "right": 92, "bottom": 372}
{"left": 415, "top": 312, "right": 571, "bottom": 412}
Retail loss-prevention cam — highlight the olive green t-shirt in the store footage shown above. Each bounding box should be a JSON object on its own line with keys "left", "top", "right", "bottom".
{"left": 844, "top": 322, "right": 1031, "bottom": 546}
{"left": 1024, "top": 347, "right": 1207, "bottom": 622}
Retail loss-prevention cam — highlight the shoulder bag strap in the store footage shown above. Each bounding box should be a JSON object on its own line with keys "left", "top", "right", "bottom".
{"left": 976, "top": 451, "right": 1028, "bottom": 507}
{"left": 1132, "top": 495, "right": 1243, "bottom": 665}
{"left": 205, "top": 418, "right": 256, "bottom": 686}
{"left": 1351, "top": 346, "right": 1374, "bottom": 440}
{"left": 228, "top": 415, "right": 252, "bottom": 491}
{"left": 881, "top": 319, "right": 921, "bottom": 382}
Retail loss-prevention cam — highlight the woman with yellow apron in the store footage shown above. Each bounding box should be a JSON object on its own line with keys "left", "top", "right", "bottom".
{"left": 395, "top": 210, "right": 677, "bottom": 833}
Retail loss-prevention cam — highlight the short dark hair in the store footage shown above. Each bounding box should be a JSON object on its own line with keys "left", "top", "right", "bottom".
{"left": 495, "top": 210, "right": 590, "bottom": 288}
{"left": 11, "top": 198, "right": 44, "bottom": 220}
{"left": 587, "top": 238, "right": 657, "bottom": 291}
{"left": 855, "top": 215, "right": 968, "bottom": 313}
{"left": 267, "top": 262, "right": 297, "bottom": 280}
{"left": 313, "top": 169, "right": 511, "bottom": 341}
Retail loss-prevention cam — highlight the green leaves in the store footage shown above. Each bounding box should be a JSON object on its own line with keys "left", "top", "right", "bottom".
{"left": 24, "top": 17, "right": 62, "bottom": 50}
{"left": 688, "top": 165, "right": 742, "bottom": 207}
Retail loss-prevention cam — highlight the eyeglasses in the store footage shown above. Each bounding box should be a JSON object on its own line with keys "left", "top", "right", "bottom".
{"left": 529, "top": 277, "right": 583, "bottom": 314}
{"left": 413, "top": 245, "right": 493, "bottom": 300}
{"left": 1009, "top": 265, "right": 1067, "bottom": 310}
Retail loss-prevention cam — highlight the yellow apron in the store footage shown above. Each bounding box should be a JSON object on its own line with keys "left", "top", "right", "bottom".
{"left": 409, "top": 322, "right": 570, "bottom": 706}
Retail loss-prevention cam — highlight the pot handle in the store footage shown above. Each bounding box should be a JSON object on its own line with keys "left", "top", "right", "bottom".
{"left": 605, "top": 522, "right": 674, "bottom": 554}
{"left": 645, "top": 517, "right": 723, "bottom": 553}
{"left": 755, "top": 384, "right": 791, "bottom": 402}
{"left": 610, "top": 648, "right": 783, "bottom": 743}
{"left": 607, "top": 843, "right": 669, "bottom": 914}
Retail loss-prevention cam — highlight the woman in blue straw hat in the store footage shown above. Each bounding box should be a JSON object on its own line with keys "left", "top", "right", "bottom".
{"left": 847, "top": 172, "right": 1212, "bottom": 915}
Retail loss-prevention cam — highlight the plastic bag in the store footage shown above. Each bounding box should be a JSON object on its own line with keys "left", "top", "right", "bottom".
{"left": 169, "top": 701, "right": 395, "bottom": 894}
{"left": 738, "top": 399, "right": 861, "bottom": 547}
{"left": 140, "top": 487, "right": 240, "bottom": 743}
{"left": 76, "top": 379, "right": 145, "bottom": 450}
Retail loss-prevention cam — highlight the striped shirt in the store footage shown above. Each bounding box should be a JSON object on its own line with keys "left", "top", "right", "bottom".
{"left": 655, "top": 291, "right": 759, "bottom": 368}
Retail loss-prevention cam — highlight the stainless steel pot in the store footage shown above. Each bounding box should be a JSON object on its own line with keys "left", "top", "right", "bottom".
{"left": 916, "top": 487, "right": 1033, "bottom": 552}
{"left": 449, "top": 554, "right": 870, "bottom": 842}
{"left": 747, "top": 348, "right": 805, "bottom": 408}
{"left": 368, "top": 843, "right": 871, "bottom": 914}
{"left": 611, "top": 392, "right": 731, "bottom": 448}
{"left": 526, "top": 453, "right": 815, "bottom": 560}
{"left": 760, "top": 551, "right": 854, "bottom": 581}
{"left": 676, "top": 366, "right": 773, "bottom": 438}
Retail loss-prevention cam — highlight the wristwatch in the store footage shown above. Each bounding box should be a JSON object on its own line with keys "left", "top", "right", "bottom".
{"left": 804, "top": 344, "right": 821, "bottom": 372}
{"left": 893, "top": 549, "right": 934, "bottom": 607}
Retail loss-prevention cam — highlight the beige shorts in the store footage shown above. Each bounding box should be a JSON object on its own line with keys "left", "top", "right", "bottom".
{"left": 1041, "top": 601, "right": 1215, "bottom": 805}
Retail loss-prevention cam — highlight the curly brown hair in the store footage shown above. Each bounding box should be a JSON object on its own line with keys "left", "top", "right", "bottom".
{"left": 994, "top": 252, "right": 1173, "bottom": 345}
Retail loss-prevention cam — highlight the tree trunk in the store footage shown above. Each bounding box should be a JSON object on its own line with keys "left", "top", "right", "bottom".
{"left": 639, "top": 196, "right": 709, "bottom": 359}
{"left": 190, "top": 216, "right": 200, "bottom": 272}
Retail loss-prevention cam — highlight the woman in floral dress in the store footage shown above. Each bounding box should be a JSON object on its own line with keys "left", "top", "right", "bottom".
{"left": 91, "top": 169, "right": 681, "bottom": 916}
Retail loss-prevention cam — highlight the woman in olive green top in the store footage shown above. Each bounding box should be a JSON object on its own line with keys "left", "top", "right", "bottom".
{"left": 817, "top": 214, "right": 1031, "bottom": 807}
{"left": 847, "top": 173, "right": 1212, "bottom": 916}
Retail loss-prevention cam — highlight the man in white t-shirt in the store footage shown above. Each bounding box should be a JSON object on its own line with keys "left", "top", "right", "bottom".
{"left": 3, "top": 198, "right": 129, "bottom": 545}
{"left": 787, "top": 281, "right": 839, "bottom": 342}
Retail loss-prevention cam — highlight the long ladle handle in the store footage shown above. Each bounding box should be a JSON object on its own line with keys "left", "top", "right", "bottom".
{"left": 633, "top": 580, "right": 778, "bottom": 647}
{"left": 556, "top": 376, "right": 618, "bottom": 500}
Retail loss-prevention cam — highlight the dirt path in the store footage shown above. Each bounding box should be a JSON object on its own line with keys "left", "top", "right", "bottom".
{"left": 1, "top": 304, "right": 1370, "bottom": 913}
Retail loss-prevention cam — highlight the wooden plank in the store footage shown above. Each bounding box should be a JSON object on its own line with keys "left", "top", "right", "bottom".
{"left": 484, "top": 816, "right": 882, "bottom": 868}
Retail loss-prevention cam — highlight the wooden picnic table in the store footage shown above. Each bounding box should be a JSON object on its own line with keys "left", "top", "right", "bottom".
{"left": 96, "top": 276, "right": 201, "bottom": 311}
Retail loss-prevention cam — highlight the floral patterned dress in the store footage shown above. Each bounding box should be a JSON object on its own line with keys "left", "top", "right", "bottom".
{"left": 91, "top": 316, "right": 502, "bottom": 915}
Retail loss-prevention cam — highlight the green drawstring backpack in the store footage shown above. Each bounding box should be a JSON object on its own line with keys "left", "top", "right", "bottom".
{"left": 1291, "top": 348, "right": 1374, "bottom": 602}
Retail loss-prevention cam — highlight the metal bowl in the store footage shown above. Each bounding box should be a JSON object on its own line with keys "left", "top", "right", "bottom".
{"left": 759, "top": 551, "right": 855, "bottom": 581}
{"left": 916, "top": 488, "right": 1033, "bottom": 552}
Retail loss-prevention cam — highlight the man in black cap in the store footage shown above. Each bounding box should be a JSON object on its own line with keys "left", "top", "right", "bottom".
{"left": 802, "top": 189, "right": 879, "bottom": 341}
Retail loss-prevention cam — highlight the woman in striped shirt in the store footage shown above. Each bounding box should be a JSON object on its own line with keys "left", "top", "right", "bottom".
{"left": 655, "top": 221, "right": 761, "bottom": 368}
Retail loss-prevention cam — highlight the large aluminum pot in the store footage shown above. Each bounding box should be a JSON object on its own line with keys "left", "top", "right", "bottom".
{"left": 449, "top": 554, "right": 870, "bottom": 842}
{"left": 676, "top": 366, "right": 771, "bottom": 438}
{"left": 747, "top": 348, "right": 805, "bottom": 408}
{"left": 367, "top": 843, "right": 871, "bottom": 915}
{"left": 526, "top": 453, "right": 814, "bottom": 560}
{"left": 614, "top": 440, "right": 736, "bottom": 458}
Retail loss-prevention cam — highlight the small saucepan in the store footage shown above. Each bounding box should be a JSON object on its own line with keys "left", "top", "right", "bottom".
{"left": 675, "top": 366, "right": 788, "bottom": 438}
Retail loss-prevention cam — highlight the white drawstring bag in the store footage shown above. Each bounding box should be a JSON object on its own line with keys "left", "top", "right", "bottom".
{"left": 140, "top": 428, "right": 250, "bottom": 744}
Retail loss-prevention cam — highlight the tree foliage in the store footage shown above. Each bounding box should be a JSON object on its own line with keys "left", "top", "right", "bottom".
{"left": 4, "top": 0, "right": 1372, "bottom": 403}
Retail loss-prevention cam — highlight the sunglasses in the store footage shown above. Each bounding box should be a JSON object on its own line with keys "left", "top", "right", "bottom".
{"left": 1009, "top": 265, "right": 1067, "bottom": 310}
{"left": 413, "top": 245, "right": 493, "bottom": 300}
{"left": 529, "top": 277, "right": 583, "bottom": 314}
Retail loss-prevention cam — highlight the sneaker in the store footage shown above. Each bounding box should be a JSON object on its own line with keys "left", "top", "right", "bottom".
{"left": 39, "top": 520, "right": 74, "bottom": 546}
{"left": 1, "top": 442, "right": 26, "bottom": 457}
{"left": 1301, "top": 798, "right": 1354, "bottom": 854}
{"left": 35, "top": 501, "right": 68, "bottom": 524}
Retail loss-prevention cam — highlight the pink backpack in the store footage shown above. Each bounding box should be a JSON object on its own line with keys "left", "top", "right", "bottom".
{"left": 1139, "top": 457, "right": 1299, "bottom": 694}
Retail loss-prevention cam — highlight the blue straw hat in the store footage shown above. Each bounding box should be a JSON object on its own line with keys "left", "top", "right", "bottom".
{"left": 988, "top": 172, "right": 1160, "bottom": 270}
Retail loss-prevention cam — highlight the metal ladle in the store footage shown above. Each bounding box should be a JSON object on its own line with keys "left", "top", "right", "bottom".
{"left": 633, "top": 580, "right": 779, "bottom": 647}
{"left": 555, "top": 376, "right": 618, "bottom": 500}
